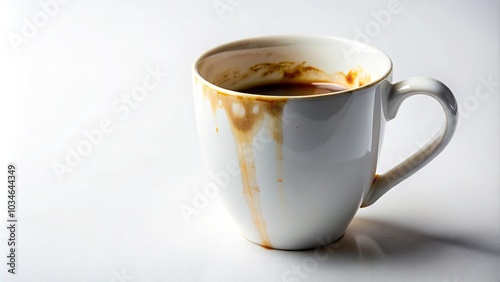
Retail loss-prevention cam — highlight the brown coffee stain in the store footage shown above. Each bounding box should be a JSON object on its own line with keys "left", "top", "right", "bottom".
{"left": 235, "top": 131, "right": 272, "bottom": 247}
{"left": 249, "top": 61, "right": 325, "bottom": 79}
{"left": 261, "top": 98, "right": 285, "bottom": 201}
{"left": 200, "top": 61, "right": 372, "bottom": 248}
{"left": 203, "top": 84, "right": 286, "bottom": 248}
{"left": 213, "top": 61, "right": 328, "bottom": 88}
{"left": 207, "top": 87, "right": 220, "bottom": 133}
{"left": 331, "top": 66, "right": 371, "bottom": 88}
{"left": 213, "top": 61, "right": 371, "bottom": 90}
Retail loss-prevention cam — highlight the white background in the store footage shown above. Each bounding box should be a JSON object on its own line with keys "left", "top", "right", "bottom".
{"left": 0, "top": 0, "right": 498, "bottom": 281}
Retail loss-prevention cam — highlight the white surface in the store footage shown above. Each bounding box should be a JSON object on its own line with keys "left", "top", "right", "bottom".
{"left": 0, "top": 0, "right": 498, "bottom": 281}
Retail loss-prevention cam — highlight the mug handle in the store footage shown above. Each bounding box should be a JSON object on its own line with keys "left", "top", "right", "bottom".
{"left": 361, "top": 77, "right": 458, "bottom": 207}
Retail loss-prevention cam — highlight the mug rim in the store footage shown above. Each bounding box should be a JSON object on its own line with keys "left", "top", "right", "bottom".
{"left": 193, "top": 34, "right": 393, "bottom": 99}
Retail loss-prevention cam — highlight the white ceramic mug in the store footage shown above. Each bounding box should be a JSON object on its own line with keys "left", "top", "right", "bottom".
{"left": 192, "top": 35, "right": 457, "bottom": 250}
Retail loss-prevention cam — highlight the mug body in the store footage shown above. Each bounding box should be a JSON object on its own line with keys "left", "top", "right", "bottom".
{"left": 193, "top": 35, "right": 392, "bottom": 250}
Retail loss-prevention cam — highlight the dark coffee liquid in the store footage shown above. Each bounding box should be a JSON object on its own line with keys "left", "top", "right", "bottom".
{"left": 241, "top": 82, "right": 346, "bottom": 96}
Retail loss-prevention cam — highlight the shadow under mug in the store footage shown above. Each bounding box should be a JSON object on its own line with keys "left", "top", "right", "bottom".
{"left": 192, "top": 35, "right": 458, "bottom": 250}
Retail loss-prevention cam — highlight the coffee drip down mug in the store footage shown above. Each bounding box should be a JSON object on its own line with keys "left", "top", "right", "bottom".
{"left": 192, "top": 35, "right": 458, "bottom": 250}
